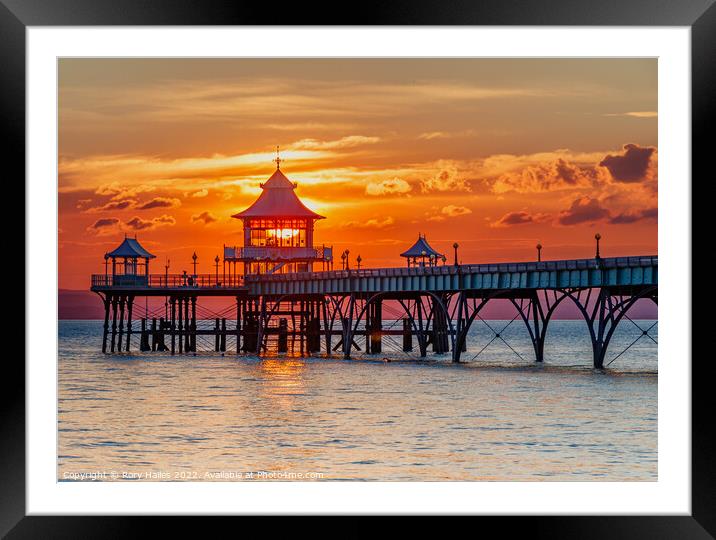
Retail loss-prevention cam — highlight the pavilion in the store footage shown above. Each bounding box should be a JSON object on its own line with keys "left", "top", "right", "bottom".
{"left": 104, "top": 235, "right": 156, "bottom": 286}
{"left": 225, "top": 152, "right": 333, "bottom": 276}
{"left": 400, "top": 234, "right": 445, "bottom": 268}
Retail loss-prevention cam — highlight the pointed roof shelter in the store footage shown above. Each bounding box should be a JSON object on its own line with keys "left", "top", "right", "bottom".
{"left": 104, "top": 235, "right": 155, "bottom": 282}
{"left": 232, "top": 168, "right": 324, "bottom": 220}
{"left": 400, "top": 234, "right": 444, "bottom": 268}
{"left": 106, "top": 236, "right": 156, "bottom": 259}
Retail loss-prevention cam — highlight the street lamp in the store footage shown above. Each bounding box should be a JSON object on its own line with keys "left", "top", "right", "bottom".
{"left": 214, "top": 255, "right": 220, "bottom": 285}
{"left": 345, "top": 249, "right": 350, "bottom": 270}
{"left": 453, "top": 242, "right": 459, "bottom": 267}
{"left": 192, "top": 251, "right": 198, "bottom": 275}
{"left": 164, "top": 258, "right": 170, "bottom": 287}
{"left": 341, "top": 250, "right": 347, "bottom": 270}
{"left": 536, "top": 243, "right": 542, "bottom": 262}
{"left": 441, "top": 255, "right": 447, "bottom": 266}
{"left": 594, "top": 233, "right": 602, "bottom": 259}
{"left": 356, "top": 254, "right": 362, "bottom": 270}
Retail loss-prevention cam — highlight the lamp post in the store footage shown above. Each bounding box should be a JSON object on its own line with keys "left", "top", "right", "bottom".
{"left": 594, "top": 233, "right": 602, "bottom": 259}
{"left": 341, "top": 250, "right": 347, "bottom": 270}
{"left": 441, "top": 255, "right": 447, "bottom": 266}
{"left": 453, "top": 242, "right": 459, "bottom": 267}
{"left": 345, "top": 249, "right": 350, "bottom": 270}
{"left": 214, "top": 255, "right": 220, "bottom": 286}
{"left": 164, "top": 258, "right": 170, "bottom": 287}
{"left": 357, "top": 255, "right": 362, "bottom": 270}
{"left": 192, "top": 252, "right": 198, "bottom": 275}
{"left": 536, "top": 243, "right": 542, "bottom": 262}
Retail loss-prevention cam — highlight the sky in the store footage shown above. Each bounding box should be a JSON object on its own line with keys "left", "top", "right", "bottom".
{"left": 58, "top": 58, "right": 657, "bottom": 289}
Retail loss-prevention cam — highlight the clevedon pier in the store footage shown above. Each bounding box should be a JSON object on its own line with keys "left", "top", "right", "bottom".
{"left": 90, "top": 163, "right": 657, "bottom": 369}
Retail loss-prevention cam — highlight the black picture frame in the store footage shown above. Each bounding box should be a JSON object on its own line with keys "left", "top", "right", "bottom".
{"left": 4, "top": 0, "right": 712, "bottom": 534}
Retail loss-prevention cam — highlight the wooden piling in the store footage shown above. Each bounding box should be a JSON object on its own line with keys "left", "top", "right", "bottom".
{"left": 402, "top": 317, "right": 413, "bottom": 352}
{"left": 101, "top": 295, "right": 111, "bottom": 354}
{"left": 278, "top": 318, "right": 288, "bottom": 353}
{"left": 220, "top": 318, "right": 226, "bottom": 352}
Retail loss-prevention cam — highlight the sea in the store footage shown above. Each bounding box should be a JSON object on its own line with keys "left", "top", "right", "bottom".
{"left": 58, "top": 319, "right": 657, "bottom": 481}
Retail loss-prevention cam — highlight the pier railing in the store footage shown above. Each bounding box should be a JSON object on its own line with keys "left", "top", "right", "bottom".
{"left": 243, "top": 255, "right": 658, "bottom": 282}
{"left": 91, "top": 273, "right": 245, "bottom": 289}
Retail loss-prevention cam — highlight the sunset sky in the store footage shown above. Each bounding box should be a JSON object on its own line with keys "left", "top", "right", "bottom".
{"left": 58, "top": 58, "right": 657, "bottom": 289}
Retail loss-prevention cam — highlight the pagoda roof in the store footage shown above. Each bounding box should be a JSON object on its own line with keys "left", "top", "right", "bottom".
{"left": 105, "top": 236, "right": 156, "bottom": 259}
{"left": 232, "top": 168, "right": 324, "bottom": 220}
{"left": 400, "top": 235, "right": 444, "bottom": 258}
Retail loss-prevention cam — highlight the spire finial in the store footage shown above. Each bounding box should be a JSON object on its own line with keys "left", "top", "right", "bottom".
{"left": 274, "top": 145, "right": 281, "bottom": 170}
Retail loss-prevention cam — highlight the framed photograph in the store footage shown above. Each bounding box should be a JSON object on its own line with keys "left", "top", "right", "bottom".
{"left": 7, "top": 0, "right": 712, "bottom": 532}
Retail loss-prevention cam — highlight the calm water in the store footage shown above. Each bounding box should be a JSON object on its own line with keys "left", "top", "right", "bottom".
{"left": 58, "top": 320, "right": 657, "bottom": 481}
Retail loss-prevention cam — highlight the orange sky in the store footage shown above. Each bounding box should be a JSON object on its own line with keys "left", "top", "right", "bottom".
{"left": 58, "top": 58, "right": 657, "bottom": 289}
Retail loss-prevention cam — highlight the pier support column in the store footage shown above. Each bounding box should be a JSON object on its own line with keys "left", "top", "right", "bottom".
{"left": 150, "top": 318, "right": 157, "bottom": 351}
{"left": 101, "top": 295, "right": 111, "bottom": 354}
{"left": 190, "top": 297, "right": 197, "bottom": 352}
{"left": 402, "top": 317, "right": 413, "bottom": 352}
{"left": 214, "top": 318, "right": 220, "bottom": 352}
{"left": 125, "top": 295, "right": 134, "bottom": 352}
{"left": 220, "top": 318, "right": 227, "bottom": 352}
{"left": 140, "top": 318, "right": 150, "bottom": 351}
{"left": 431, "top": 296, "right": 448, "bottom": 354}
{"left": 170, "top": 297, "right": 176, "bottom": 355}
{"left": 278, "top": 318, "right": 288, "bottom": 353}
{"left": 236, "top": 297, "right": 242, "bottom": 354}
{"left": 184, "top": 297, "right": 190, "bottom": 353}
{"left": 117, "top": 295, "right": 126, "bottom": 353}
{"left": 368, "top": 300, "right": 382, "bottom": 354}
{"left": 177, "top": 296, "right": 183, "bottom": 354}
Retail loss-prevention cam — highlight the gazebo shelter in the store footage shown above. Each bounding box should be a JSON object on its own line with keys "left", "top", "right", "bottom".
{"left": 104, "top": 235, "right": 156, "bottom": 286}
{"left": 400, "top": 234, "right": 445, "bottom": 268}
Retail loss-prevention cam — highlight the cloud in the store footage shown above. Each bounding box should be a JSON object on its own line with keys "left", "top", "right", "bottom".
{"left": 86, "top": 217, "right": 122, "bottom": 236}
{"left": 191, "top": 211, "right": 218, "bottom": 225}
{"left": 88, "top": 217, "right": 120, "bottom": 229}
{"left": 418, "top": 130, "right": 475, "bottom": 140}
{"left": 556, "top": 197, "right": 610, "bottom": 226}
{"left": 188, "top": 189, "right": 209, "bottom": 198}
{"left": 418, "top": 131, "right": 449, "bottom": 140}
{"left": 84, "top": 199, "right": 137, "bottom": 213}
{"left": 609, "top": 207, "right": 657, "bottom": 224}
{"left": 599, "top": 143, "right": 656, "bottom": 182}
{"left": 492, "top": 211, "right": 551, "bottom": 228}
{"left": 365, "top": 177, "right": 412, "bottom": 196}
{"left": 492, "top": 158, "right": 598, "bottom": 194}
{"left": 137, "top": 197, "right": 181, "bottom": 210}
{"left": 290, "top": 135, "right": 380, "bottom": 151}
{"left": 126, "top": 214, "right": 176, "bottom": 231}
{"left": 441, "top": 205, "right": 472, "bottom": 217}
{"left": 604, "top": 111, "right": 658, "bottom": 118}
{"left": 342, "top": 216, "right": 395, "bottom": 229}
{"left": 420, "top": 163, "right": 471, "bottom": 192}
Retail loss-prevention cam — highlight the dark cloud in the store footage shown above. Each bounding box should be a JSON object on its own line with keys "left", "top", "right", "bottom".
{"left": 126, "top": 214, "right": 176, "bottom": 230}
{"left": 89, "top": 217, "right": 120, "bottom": 229}
{"left": 557, "top": 197, "right": 610, "bottom": 226}
{"left": 126, "top": 217, "right": 154, "bottom": 230}
{"left": 609, "top": 207, "right": 658, "bottom": 224}
{"left": 491, "top": 211, "right": 551, "bottom": 228}
{"left": 84, "top": 199, "right": 136, "bottom": 213}
{"left": 137, "top": 197, "right": 180, "bottom": 210}
{"left": 191, "top": 211, "right": 218, "bottom": 225}
{"left": 599, "top": 144, "right": 655, "bottom": 182}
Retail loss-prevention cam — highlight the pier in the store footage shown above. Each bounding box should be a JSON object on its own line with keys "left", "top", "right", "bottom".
{"left": 91, "top": 255, "right": 657, "bottom": 368}
{"left": 89, "top": 162, "right": 656, "bottom": 368}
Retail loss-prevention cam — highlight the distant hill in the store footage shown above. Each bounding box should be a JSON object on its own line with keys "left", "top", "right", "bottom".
{"left": 58, "top": 289, "right": 657, "bottom": 320}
